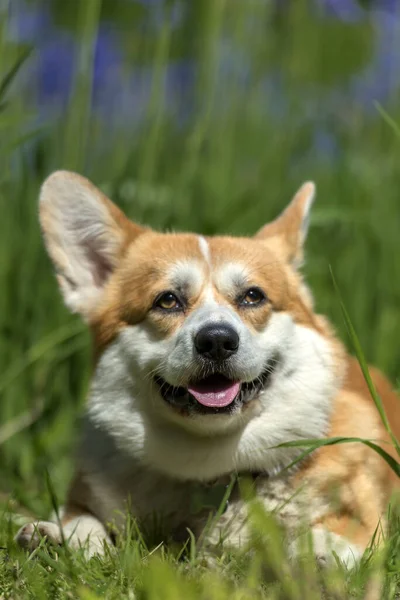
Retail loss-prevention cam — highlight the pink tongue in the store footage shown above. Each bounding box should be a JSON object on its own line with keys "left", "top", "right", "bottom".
{"left": 188, "top": 376, "right": 240, "bottom": 408}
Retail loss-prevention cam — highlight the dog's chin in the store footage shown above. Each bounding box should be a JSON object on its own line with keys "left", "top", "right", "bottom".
{"left": 154, "top": 362, "right": 276, "bottom": 416}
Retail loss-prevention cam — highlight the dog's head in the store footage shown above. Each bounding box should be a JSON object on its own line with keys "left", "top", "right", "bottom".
{"left": 39, "top": 172, "right": 343, "bottom": 452}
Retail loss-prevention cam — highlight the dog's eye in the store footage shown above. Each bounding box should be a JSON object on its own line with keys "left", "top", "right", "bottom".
{"left": 240, "top": 288, "right": 266, "bottom": 306}
{"left": 154, "top": 292, "right": 182, "bottom": 311}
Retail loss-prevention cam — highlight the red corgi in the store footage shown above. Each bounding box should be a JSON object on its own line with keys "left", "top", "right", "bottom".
{"left": 16, "top": 171, "right": 400, "bottom": 566}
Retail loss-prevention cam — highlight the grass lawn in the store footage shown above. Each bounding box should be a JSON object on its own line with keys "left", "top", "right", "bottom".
{"left": 0, "top": 1, "right": 399, "bottom": 597}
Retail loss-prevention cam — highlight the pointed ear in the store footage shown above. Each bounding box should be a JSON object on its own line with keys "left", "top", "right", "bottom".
{"left": 39, "top": 171, "right": 145, "bottom": 320}
{"left": 254, "top": 182, "right": 316, "bottom": 267}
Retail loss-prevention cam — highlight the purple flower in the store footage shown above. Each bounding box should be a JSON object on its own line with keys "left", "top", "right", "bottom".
{"left": 37, "top": 34, "right": 76, "bottom": 108}
{"left": 316, "top": 0, "right": 364, "bottom": 21}
{"left": 350, "top": 8, "right": 400, "bottom": 108}
{"left": 6, "top": 0, "right": 52, "bottom": 43}
{"left": 5, "top": 0, "right": 400, "bottom": 153}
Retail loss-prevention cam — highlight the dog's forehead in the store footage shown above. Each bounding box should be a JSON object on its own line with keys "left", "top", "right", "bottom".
{"left": 125, "top": 231, "right": 279, "bottom": 293}
{"left": 166, "top": 236, "right": 255, "bottom": 291}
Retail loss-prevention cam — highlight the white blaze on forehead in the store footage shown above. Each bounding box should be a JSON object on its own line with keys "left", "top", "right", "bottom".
{"left": 167, "top": 259, "right": 204, "bottom": 295}
{"left": 198, "top": 236, "right": 211, "bottom": 266}
{"left": 215, "top": 262, "right": 250, "bottom": 296}
{"left": 199, "top": 284, "right": 216, "bottom": 304}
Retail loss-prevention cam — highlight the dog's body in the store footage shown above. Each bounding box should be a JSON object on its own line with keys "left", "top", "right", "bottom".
{"left": 16, "top": 172, "right": 399, "bottom": 565}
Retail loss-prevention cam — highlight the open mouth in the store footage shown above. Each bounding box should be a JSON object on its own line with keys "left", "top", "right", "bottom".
{"left": 154, "top": 363, "right": 275, "bottom": 415}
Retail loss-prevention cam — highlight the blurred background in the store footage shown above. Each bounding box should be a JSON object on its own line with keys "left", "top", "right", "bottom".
{"left": 0, "top": 0, "right": 399, "bottom": 516}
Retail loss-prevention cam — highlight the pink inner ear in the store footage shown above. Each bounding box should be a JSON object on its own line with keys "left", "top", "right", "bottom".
{"left": 84, "top": 242, "right": 114, "bottom": 287}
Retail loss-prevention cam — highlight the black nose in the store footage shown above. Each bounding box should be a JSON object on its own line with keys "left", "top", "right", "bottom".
{"left": 194, "top": 323, "right": 239, "bottom": 360}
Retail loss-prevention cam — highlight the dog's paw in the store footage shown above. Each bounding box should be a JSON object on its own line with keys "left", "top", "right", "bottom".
{"left": 16, "top": 515, "right": 112, "bottom": 559}
{"left": 311, "top": 527, "right": 363, "bottom": 568}
{"left": 289, "top": 527, "right": 363, "bottom": 569}
{"left": 15, "top": 521, "right": 63, "bottom": 551}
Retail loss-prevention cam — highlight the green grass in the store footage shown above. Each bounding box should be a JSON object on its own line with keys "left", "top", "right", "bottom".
{"left": 0, "top": 0, "right": 399, "bottom": 597}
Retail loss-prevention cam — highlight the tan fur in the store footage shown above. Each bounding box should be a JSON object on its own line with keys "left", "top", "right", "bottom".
{"left": 16, "top": 172, "right": 399, "bottom": 566}
{"left": 295, "top": 379, "right": 397, "bottom": 549}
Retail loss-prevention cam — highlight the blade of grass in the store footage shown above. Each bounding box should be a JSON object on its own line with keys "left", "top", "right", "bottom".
{"left": 44, "top": 468, "right": 65, "bottom": 546}
{"left": 0, "top": 401, "right": 43, "bottom": 445}
{"left": 4, "top": 125, "right": 46, "bottom": 155}
{"left": 196, "top": 473, "right": 236, "bottom": 552}
{"left": 274, "top": 437, "right": 400, "bottom": 478}
{"left": 63, "top": 0, "right": 101, "bottom": 170}
{"left": 139, "top": 3, "right": 172, "bottom": 185}
{"left": 0, "top": 321, "right": 85, "bottom": 394}
{"left": 330, "top": 267, "right": 400, "bottom": 456}
{"left": 0, "top": 46, "right": 32, "bottom": 102}
{"left": 44, "top": 469, "right": 79, "bottom": 583}
{"left": 374, "top": 102, "right": 400, "bottom": 139}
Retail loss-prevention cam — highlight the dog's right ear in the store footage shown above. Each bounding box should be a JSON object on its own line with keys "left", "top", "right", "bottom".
{"left": 39, "top": 171, "right": 145, "bottom": 320}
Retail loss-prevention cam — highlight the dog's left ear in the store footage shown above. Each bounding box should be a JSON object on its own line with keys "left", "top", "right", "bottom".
{"left": 254, "top": 182, "right": 315, "bottom": 268}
